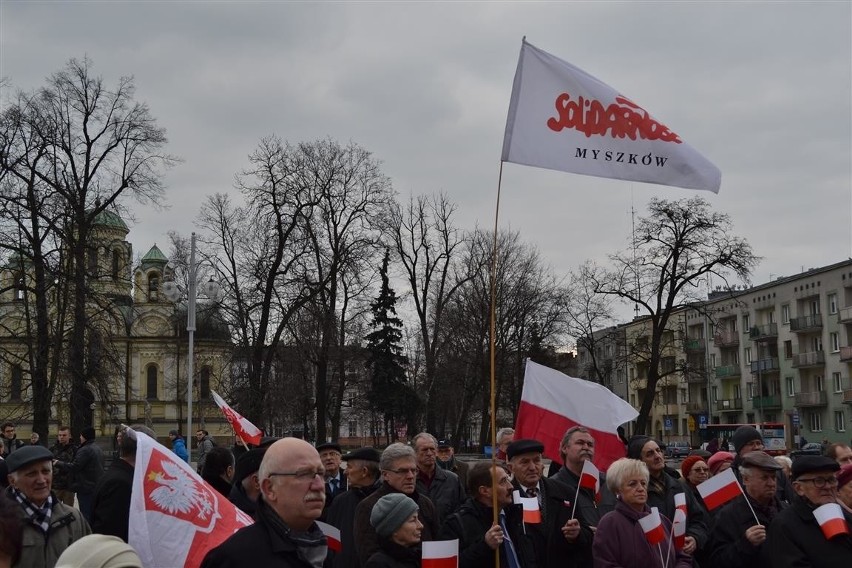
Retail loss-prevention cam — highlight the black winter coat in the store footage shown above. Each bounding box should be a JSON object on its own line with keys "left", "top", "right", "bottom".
{"left": 764, "top": 497, "right": 852, "bottom": 567}
{"left": 326, "top": 481, "right": 380, "bottom": 568}
{"left": 647, "top": 471, "right": 710, "bottom": 552}
{"left": 57, "top": 439, "right": 104, "bottom": 494}
{"left": 49, "top": 441, "right": 77, "bottom": 491}
{"left": 415, "top": 467, "right": 465, "bottom": 525}
{"left": 707, "top": 491, "right": 784, "bottom": 568}
{"left": 364, "top": 540, "right": 420, "bottom": 568}
{"left": 91, "top": 458, "right": 134, "bottom": 542}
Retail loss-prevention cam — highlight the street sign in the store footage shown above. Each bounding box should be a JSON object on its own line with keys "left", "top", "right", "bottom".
{"left": 792, "top": 412, "right": 800, "bottom": 427}
{"left": 664, "top": 417, "right": 673, "bottom": 431}
{"left": 687, "top": 416, "right": 696, "bottom": 432}
{"left": 698, "top": 414, "right": 708, "bottom": 425}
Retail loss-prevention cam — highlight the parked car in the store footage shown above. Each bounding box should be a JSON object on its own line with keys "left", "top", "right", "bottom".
{"left": 789, "top": 442, "right": 825, "bottom": 459}
{"left": 664, "top": 441, "right": 691, "bottom": 458}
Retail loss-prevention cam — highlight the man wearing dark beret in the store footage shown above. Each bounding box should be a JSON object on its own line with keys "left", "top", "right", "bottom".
{"left": 228, "top": 447, "right": 266, "bottom": 515}
{"left": 326, "top": 447, "right": 382, "bottom": 568}
{"left": 506, "top": 438, "right": 582, "bottom": 568}
{"left": 765, "top": 455, "right": 852, "bottom": 566}
{"left": 5, "top": 445, "right": 91, "bottom": 567}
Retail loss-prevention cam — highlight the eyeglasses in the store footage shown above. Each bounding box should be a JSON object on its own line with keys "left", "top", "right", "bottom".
{"left": 385, "top": 467, "right": 418, "bottom": 476}
{"left": 691, "top": 467, "right": 710, "bottom": 473}
{"left": 268, "top": 469, "right": 325, "bottom": 482}
{"left": 796, "top": 476, "right": 839, "bottom": 488}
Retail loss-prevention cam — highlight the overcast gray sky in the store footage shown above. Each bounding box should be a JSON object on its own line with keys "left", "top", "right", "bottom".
{"left": 2, "top": 1, "right": 851, "bottom": 316}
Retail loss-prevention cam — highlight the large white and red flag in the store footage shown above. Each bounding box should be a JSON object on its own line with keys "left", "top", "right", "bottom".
{"left": 638, "top": 507, "right": 666, "bottom": 546}
{"left": 515, "top": 360, "right": 638, "bottom": 470}
{"left": 813, "top": 503, "right": 850, "bottom": 539}
{"left": 422, "top": 539, "right": 459, "bottom": 568}
{"left": 128, "top": 430, "right": 254, "bottom": 567}
{"left": 502, "top": 39, "right": 721, "bottom": 193}
{"left": 211, "top": 390, "right": 264, "bottom": 445}
{"left": 696, "top": 467, "right": 741, "bottom": 510}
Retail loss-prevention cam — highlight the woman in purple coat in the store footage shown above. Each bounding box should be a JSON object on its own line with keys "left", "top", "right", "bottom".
{"left": 593, "top": 458, "right": 692, "bottom": 568}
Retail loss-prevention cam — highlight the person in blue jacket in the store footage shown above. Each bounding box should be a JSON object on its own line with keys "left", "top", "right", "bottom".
{"left": 168, "top": 429, "right": 189, "bottom": 462}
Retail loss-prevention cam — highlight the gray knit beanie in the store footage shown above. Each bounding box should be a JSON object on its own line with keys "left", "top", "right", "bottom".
{"left": 370, "top": 493, "right": 419, "bottom": 538}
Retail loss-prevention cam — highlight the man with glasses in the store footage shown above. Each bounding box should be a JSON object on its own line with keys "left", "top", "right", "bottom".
{"left": 730, "top": 425, "right": 794, "bottom": 503}
{"left": 353, "top": 442, "right": 440, "bottom": 567}
{"left": 201, "top": 438, "right": 330, "bottom": 568}
{"left": 1, "top": 422, "right": 24, "bottom": 458}
{"left": 709, "top": 451, "right": 788, "bottom": 567}
{"left": 765, "top": 455, "right": 852, "bottom": 565}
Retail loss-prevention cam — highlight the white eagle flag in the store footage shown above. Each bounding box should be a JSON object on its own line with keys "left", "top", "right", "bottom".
{"left": 128, "top": 430, "right": 253, "bottom": 567}
{"left": 502, "top": 39, "right": 721, "bottom": 193}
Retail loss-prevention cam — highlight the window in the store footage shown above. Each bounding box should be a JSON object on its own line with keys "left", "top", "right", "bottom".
{"left": 781, "top": 305, "right": 790, "bottom": 324}
{"left": 744, "top": 347, "right": 752, "bottom": 364}
{"left": 681, "top": 389, "right": 689, "bottom": 404}
{"left": 829, "top": 293, "right": 838, "bottom": 315}
{"left": 710, "top": 353, "right": 717, "bottom": 367}
{"left": 816, "top": 375, "right": 825, "bottom": 392}
{"left": 146, "top": 365, "right": 158, "bottom": 400}
{"left": 712, "top": 386, "right": 718, "bottom": 401}
{"left": 348, "top": 420, "right": 358, "bottom": 437}
{"left": 734, "top": 384, "right": 742, "bottom": 400}
{"left": 88, "top": 247, "right": 98, "bottom": 276}
{"left": 13, "top": 272, "right": 25, "bottom": 301}
{"left": 786, "top": 376, "right": 796, "bottom": 397}
{"left": 199, "top": 366, "right": 211, "bottom": 399}
{"left": 768, "top": 310, "right": 775, "bottom": 324}
{"left": 742, "top": 314, "right": 750, "bottom": 331}
{"left": 10, "top": 364, "right": 22, "bottom": 401}
{"left": 765, "top": 413, "right": 776, "bottom": 422}
{"left": 746, "top": 382, "right": 754, "bottom": 399}
{"left": 784, "top": 340, "right": 793, "bottom": 359}
{"left": 148, "top": 273, "right": 160, "bottom": 301}
{"left": 810, "top": 412, "right": 822, "bottom": 432}
{"left": 833, "top": 372, "right": 843, "bottom": 393}
{"left": 835, "top": 411, "right": 846, "bottom": 432}
{"left": 810, "top": 299, "right": 820, "bottom": 315}
{"left": 830, "top": 333, "right": 840, "bottom": 352}
{"left": 112, "top": 249, "right": 121, "bottom": 280}
{"left": 811, "top": 336, "right": 823, "bottom": 352}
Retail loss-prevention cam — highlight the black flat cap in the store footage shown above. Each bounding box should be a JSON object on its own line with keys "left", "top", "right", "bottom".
{"left": 742, "top": 451, "right": 782, "bottom": 471}
{"left": 5, "top": 446, "right": 54, "bottom": 474}
{"left": 234, "top": 448, "right": 267, "bottom": 483}
{"left": 316, "top": 442, "right": 342, "bottom": 453}
{"left": 506, "top": 439, "right": 544, "bottom": 460}
{"left": 791, "top": 455, "right": 840, "bottom": 480}
{"left": 437, "top": 440, "right": 452, "bottom": 449}
{"left": 342, "top": 447, "right": 381, "bottom": 463}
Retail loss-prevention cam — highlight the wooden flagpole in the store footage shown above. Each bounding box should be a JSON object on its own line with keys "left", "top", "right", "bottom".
{"left": 490, "top": 161, "right": 505, "bottom": 567}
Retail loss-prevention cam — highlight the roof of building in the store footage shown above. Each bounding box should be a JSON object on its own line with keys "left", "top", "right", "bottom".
{"left": 93, "top": 209, "right": 129, "bottom": 232}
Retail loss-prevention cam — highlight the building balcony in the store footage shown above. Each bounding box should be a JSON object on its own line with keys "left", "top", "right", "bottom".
{"left": 843, "top": 389, "right": 852, "bottom": 404}
{"left": 715, "top": 365, "right": 741, "bottom": 379}
{"left": 751, "top": 395, "right": 782, "bottom": 410}
{"left": 838, "top": 306, "right": 852, "bottom": 324}
{"left": 795, "top": 391, "right": 828, "bottom": 407}
{"left": 792, "top": 351, "right": 825, "bottom": 368}
{"left": 790, "top": 314, "right": 823, "bottom": 333}
{"left": 840, "top": 346, "right": 852, "bottom": 362}
{"left": 713, "top": 330, "right": 740, "bottom": 348}
{"left": 686, "top": 401, "right": 708, "bottom": 414}
{"left": 749, "top": 324, "right": 778, "bottom": 342}
{"left": 685, "top": 338, "right": 706, "bottom": 352}
{"left": 750, "top": 358, "right": 780, "bottom": 373}
{"left": 715, "top": 398, "right": 743, "bottom": 412}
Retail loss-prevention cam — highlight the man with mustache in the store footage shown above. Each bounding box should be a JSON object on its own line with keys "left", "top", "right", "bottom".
{"left": 201, "top": 438, "right": 330, "bottom": 568}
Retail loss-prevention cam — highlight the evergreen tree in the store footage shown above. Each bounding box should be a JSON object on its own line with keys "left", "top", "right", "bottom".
{"left": 365, "top": 250, "right": 415, "bottom": 443}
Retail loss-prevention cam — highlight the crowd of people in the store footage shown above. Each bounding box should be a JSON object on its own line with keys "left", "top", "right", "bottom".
{"left": 2, "top": 421, "right": 852, "bottom": 567}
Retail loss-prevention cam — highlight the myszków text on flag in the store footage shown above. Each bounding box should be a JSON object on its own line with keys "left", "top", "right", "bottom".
{"left": 211, "top": 390, "right": 264, "bottom": 446}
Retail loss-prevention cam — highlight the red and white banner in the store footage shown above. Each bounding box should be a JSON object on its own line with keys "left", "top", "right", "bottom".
{"left": 316, "top": 521, "right": 342, "bottom": 553}
{"left": 672, "top": 508, "right": 686, "bottom": 550}
{"left": 696, "top": 467, "right": 741, "bottom": 510}
{"left": 813, "top": 503, "right": 850, "bottom": 540}
{"left": 128, "top": 431, "right": 254, "bottom": 567}
{"left": 501, "top": 39, "right": 721, "bottom": 193}
{"left": 638, "top": 507, "right": 666, "bottom": 546}
{"left": 513, "top": 490, "right": 542, "bottom": 524}
{"left": 422, "top": 539, "right": 459, "bottom": 568}
{"left": 515, "top": 360, "right": 638, "bottom": 470}
{"left": 211, "top": 390, "right": 264, "bottom": 446}
{"left": 674, "top": 492, "right": 687, "bottom": 517}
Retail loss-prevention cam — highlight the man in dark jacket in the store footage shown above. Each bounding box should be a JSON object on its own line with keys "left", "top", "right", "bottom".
{"left": 730, "top": 425, "right": 794, "bottom": 503}
{"left": 201, "top": 438, "right": 330, "bottom": 568}
{"left": 413, "top": 432, "right": 464, "bottom": 524}
{"left": 326, "top": 447, "right": 382, "bottom": 568}
{"left": 765, "top": 455, "right": 852, "bottom": 567}
{"left": 551, "top": 426, "right": 617, "bottom": 567}
{"left": 1, "top": 422, "right": 25, "bottom": 458}
{"left": 709, "top": 450, "right": 787, "bottom": 567}
{"left": 228, "top": 447, "right": 266, "bottom": 516}
{"left": 54, "top": 426, "right": 104, "bottom": 523}
{"left": 353, "top": 443, "right": 440, "bottom": 567}
{"left": 440, "top": 461, "right": 534, "bottom": 568}
{"left": 436, "top": 439, "right": 469, "bottom": 491}
{"left": 317, "top": 442, "right": 347, "bottom": 519}
{"left": 49, "top": 426, "right": 77, "bottom": 506}
{"left": 90, "top": 424, "right": 155, "bottom": 542}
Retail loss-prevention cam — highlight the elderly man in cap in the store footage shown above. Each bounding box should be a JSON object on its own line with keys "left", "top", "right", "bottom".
{"left": 229, "top": 447, "right": 266, "bottom": 516}
{"left": 765, "top": 455, "right": 852, "bottom": 566}
{"left": 413, "top": 432, "right": 465, "bottom": 525}
{"left": 709, "top": 451, "right": 788, "bottom": 567}
{"left": 317, "top": 442, "right": 347, "bottom": 514}
{"left": 506, "top": 438, "right": 582, "bottom": 568}
{"left": 730, "top": 425, "right": 794, "bottom": 503}
{"left": 436, "top": 438, "right": 469, "bottom": 491}
{"left": 353, "top": 442, "right": 440, "bottom": 567}
{"left": 5, "top": 445, "right": 91, "bottom": 568}
{"left": 326, "top": 447, "right": 382, "bottom": 568}
{"left": 202, "top": 438, "right": 330, "bottom": 567}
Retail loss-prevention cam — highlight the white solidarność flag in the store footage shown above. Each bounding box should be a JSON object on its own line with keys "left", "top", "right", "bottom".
{"left": 502, "top": 38, "right": 721, "bottom": 193}
{"left": 128, "top": 431, "right": 254, "bottom": 567}
{"left": 211, "top": 390, "right": 264, "bottom": 446}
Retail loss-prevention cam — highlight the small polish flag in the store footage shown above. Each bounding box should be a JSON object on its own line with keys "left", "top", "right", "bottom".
{"left": 674, "top": 492, "right": 687, "bottom": 517}
{"left": 422, "top": 539, "right": 459, "bottom": 568}
{"left": 697, "top": 468, "right": 741, "bottom": 510}
{"left": 813, "top": 503, "right": 850, "bottom": 540}
{"left": 316, "top": 521, "right": 341, "bottom": 553}
{"left": 638, "top": 507, "right": 666, "bottom": 545}
{"left": 513, "top": 490, "right": 542, "bottom": 524}
{"left": 672, "top": 508, "right": 687, "bottom": 550}
{"left": 580, "top": 460, "right": 600, "bottom": 491}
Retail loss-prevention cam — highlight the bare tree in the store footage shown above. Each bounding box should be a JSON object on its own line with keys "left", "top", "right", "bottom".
{"left": 592, "top": 197, "right": 758, "bottom": 434}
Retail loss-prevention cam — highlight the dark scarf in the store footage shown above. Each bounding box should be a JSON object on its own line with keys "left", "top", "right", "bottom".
{"left": 257, "top": 498, "right": 327, "bottom": 567}
{"left": 11, "top": 488, "right": 53, "bottom": 533}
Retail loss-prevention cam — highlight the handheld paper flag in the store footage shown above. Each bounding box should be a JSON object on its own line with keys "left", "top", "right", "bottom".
{"left": 638, "top": 507, "right": 666, "bottom": 545}
{"left": 696, "top": 467, "right": 741, "bottom": 510}
{"left": 422, "top": 539, "right": 459, "bottom": 568}
{"left": 672, "top": 508, "right": 687, "bottom": 550}
{"left": 813, "top": 503, "right": 850, "bottom": 540}
{"left": 316, "top": 521, "right": 342, "bottom": 553}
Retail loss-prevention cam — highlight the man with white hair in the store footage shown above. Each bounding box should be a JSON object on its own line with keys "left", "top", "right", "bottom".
{"left": 201, "top": 438, "right": 330, "bottom": 568}
{"left": 4, "top": 445, "right": 90, "bottom": 568}
{"left": 495, "top": 427, "right": 514, "bottom": 462}
{"left": 413, "top": 432, "right": 465, "bottom": 524}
